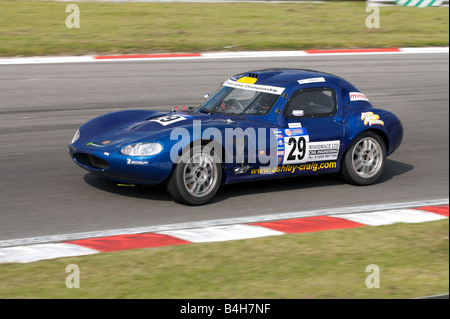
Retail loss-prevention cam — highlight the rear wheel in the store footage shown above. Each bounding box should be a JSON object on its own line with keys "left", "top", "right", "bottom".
{"left": 167, "top": 144, "right": 222, "bottom": 205}
{"left": 342, "top": 132, "right": 386, "bottom": 186}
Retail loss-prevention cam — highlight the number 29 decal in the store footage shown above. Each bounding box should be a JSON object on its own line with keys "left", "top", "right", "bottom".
{"left": 284, "top": 135, "right": 309, "bottom": 164}
{"left": 279, "top": 128, "right": 340, "bottom": 164}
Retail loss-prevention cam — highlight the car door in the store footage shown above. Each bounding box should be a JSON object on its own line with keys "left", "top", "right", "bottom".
{"left": 278, "top": 87, "right": 344, "bottom": 167}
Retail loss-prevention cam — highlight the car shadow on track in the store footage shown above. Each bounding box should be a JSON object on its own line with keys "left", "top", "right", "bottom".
{"left": 378, "top": 159, "right": 414, "bottom": 184}
{"left": 83, "top": 173, "right": 173, "bottom": 202}
{"left": 82, "top": 159, "right": 413, "bottom": 204}
{"left": 213, "top": 159, "right": 413, "bottom": 204}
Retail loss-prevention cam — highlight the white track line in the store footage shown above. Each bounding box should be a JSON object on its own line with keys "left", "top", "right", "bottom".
{"left": 0, "top": 47, "right": 448, "bottom": 65}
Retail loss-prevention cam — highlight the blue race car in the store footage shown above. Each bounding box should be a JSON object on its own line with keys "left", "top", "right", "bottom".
{"left": 68, "top": 68, "right": 403, "bottom": 205}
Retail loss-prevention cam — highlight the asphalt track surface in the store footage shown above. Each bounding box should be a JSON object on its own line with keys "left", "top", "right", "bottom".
{"left": 0, "top": 52, "right": 448, "bottom": 241}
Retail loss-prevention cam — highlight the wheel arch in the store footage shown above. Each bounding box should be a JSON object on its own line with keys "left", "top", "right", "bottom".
{"left": 167, "top": 138, "right": 227, "bottom": 184}
{"left": 364, "top": 128, "right": 390, "bottom": 153}
{"left": 342, "top": 128, "right": 389, "bottom": 161}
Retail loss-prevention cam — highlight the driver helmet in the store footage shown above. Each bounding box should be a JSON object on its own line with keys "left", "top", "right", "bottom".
{"left": 259, "top": 93, "right": 273, "bottom": 110}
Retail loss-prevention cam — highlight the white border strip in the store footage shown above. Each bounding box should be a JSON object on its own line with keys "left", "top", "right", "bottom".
{"left": 0, "top": 47, "right": 448, "bottom": 65}
{"left": 159, "top": 224, "right": 284, "bottom": 243}
{"left": 0, "top": 56, "right": 96, "bottom": 65}
{"left": 0, "top": 198, "right": 447, "bottom": 248}
{"left": 0, "top": 243, "right": 98, "bottom": 264}
{"left": 332, "top": 209, "right": 447, "bottom": 226}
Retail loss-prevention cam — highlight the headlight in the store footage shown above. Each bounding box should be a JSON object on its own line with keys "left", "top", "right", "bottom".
{"left": 71, "top": 129, "right": 80, "bottom": 144}
{"left": 121, "top": 142, "right": 163, "bottom": 156}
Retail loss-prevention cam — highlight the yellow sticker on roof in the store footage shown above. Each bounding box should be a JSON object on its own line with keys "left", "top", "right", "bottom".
{"left": 236, "top": 76, "right": 258, "bottom": 84}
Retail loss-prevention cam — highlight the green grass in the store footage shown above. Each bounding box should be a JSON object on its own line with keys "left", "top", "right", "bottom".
{"left": 0, "top": 219, "right": 448, "bottom": 299}
{"left": 0, "top": 0, "right": 448, "bottom": 56}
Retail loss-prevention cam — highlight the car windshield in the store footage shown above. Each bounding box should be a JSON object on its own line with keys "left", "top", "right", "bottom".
{"left": 199, "top": 84, "right": 280, "bottom": 115}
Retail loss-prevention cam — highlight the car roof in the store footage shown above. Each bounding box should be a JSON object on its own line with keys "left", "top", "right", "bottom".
{"left": 232, "top": 68, "right": 354, "bottom": 92}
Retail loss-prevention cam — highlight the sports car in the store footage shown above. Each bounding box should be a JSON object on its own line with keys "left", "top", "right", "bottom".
{"left": 68, "top": 68, "right": 403, "bottom": 205}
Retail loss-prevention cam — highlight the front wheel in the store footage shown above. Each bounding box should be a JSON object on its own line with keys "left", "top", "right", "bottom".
{"left": 167, "top": 144, "right": 222, "bottom": 205}
{"left": 342, "top": 132, "right": 386, "bottom": 186}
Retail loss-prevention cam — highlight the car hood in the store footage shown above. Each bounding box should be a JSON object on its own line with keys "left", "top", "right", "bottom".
{"left": 78, "top": 109, "right": 274, "bottom": 149}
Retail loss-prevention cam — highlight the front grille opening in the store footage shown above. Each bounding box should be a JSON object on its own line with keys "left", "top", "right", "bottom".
{"left": 74, "top": 153, "right": 109, "bottom": 170}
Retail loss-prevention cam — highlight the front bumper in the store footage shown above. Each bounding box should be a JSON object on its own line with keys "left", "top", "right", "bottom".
{"left": 68, "top": 143, "right": 174, "bottom": 185}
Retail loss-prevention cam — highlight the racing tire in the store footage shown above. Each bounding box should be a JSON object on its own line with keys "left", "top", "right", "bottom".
{"left": 341, "top": 131, "right": 386, "bottom": 186}
{"left": 167, "top": 143, "right": 222, "bottom": 205}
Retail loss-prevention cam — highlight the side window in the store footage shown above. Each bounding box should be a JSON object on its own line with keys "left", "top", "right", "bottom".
{"left": 284, "top": 88, "right": 336, "bottom": 118}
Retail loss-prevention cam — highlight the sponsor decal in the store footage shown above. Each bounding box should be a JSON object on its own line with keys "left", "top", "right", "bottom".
{"left": 288, "top": 122, "right": 302, "bottom": 128}
{"left": 290, "top": 128, "right": 305, "bottom": 135}
{"left": 223, "top": 79, "right": 285, "bottom": 95}
{"left": 308, "top": 141, "right": 340, "bottom": 161}
{"left": 251, "top": 162, "right": 337, "bottom": 175}
{"left": 297, "top": 77, "right": 326, "bottom": 85}
{"left": 284, "top": 128, "right": 304, "bottom": 137}
{"left": 361, "top": 112, "right": 384, "bottom": 126}
{"left": 349, "top": 92, "right": 369, "bottom": 102}
{"left": 126, "top": 158, "right": 149, "bottom": 166}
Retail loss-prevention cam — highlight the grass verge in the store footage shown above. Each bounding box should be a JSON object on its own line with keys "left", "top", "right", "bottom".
{"left": 0, "top": 219, "right": 448, "bottom": 298}
{"left": 0, "top": 0, "right": 448, "bottom": 57}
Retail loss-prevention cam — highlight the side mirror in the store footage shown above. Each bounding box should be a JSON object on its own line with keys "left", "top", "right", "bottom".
{"left": 203, "top": 93, "right": 210, "bottom": 99}
{"left": 292, "top": 110, "right": 304, "bottom": 117}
